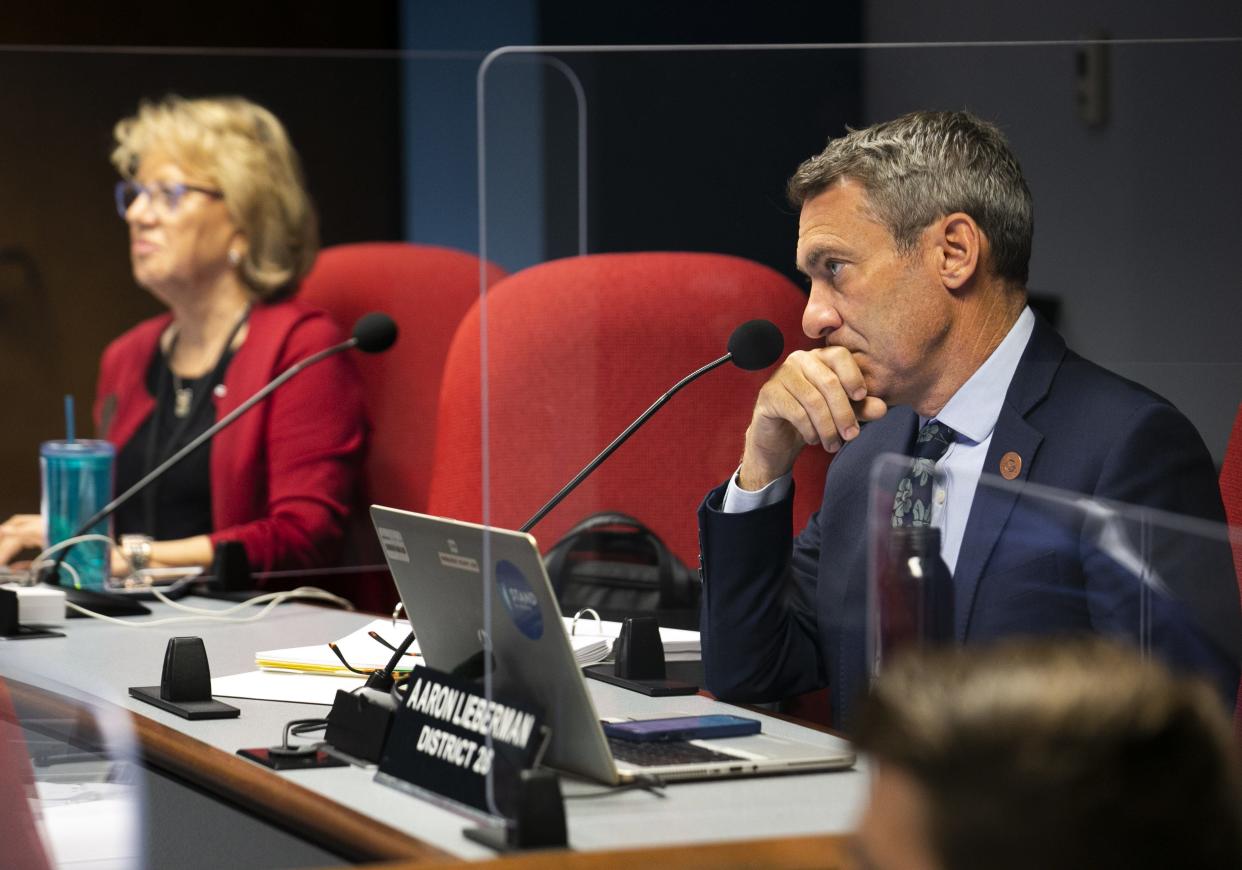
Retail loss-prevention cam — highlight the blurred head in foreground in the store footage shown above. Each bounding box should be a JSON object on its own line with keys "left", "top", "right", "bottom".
{"left": 851, "top": 638, "right": 1242, "bottom": 870}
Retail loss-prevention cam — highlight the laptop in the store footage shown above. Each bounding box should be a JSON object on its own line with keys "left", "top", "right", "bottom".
{"left": 370, "top": 506, "right": 855, "bottom": 785}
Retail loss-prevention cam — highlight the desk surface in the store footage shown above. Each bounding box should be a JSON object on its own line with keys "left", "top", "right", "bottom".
{"left": 1, "top": 598, "right": 865, "bottom": 863}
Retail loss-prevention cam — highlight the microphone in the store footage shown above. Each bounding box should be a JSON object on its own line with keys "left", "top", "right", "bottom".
{"left": 42, "top": 312, "right": 399, "bottom": 590}
{"left": 519, "top": 319, "right": 783, "bottom": 533}
{"left": 727, "top": 319, "right": 783, "bottom": 371}
{"left": 353, "top": 312, "right": 399, "bottom": 354}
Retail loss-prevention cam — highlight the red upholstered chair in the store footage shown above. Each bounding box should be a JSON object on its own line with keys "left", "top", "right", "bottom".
{"left": 301, "top": 242, "right": 507, "bottom": 514}
{"left": 426, "top": 251, "right": 831, "bottom": 577}
{"left": 1219, "top": 403, "right": 1242, "bottom": 732}
{"left": 299, "top": 242, "right": 506, "bottom": 610}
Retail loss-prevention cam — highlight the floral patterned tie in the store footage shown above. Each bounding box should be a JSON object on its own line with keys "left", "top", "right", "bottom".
{"left": 891, "top": 421, "right": 957, "bottom": 528}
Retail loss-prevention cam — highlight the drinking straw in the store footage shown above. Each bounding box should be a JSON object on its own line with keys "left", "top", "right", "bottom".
{"left": 64, "top": 394, "right": 75, "bottom": 442}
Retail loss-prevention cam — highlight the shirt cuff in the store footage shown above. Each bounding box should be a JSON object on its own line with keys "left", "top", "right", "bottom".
{"left": 722, "top": 467, "right": 792, "bottom": 513}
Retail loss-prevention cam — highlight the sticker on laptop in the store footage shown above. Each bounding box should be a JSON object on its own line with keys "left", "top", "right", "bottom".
{"left": 495, "top": 559, "right": 543, "bottom": 640}
{"left": 377, "top": 527, "right": 410, "bottom": 563}
{"left": 437, "top": 536, "right": 480, "bottom": 573}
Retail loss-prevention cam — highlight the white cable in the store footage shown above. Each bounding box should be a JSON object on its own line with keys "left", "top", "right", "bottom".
{"left": 65, "top": 598, "right": 286, "bottom": 627}
{"left": 31, "top": 529, "right": 116, "bottom": 571}
{"left": 55, "top": 560, "right": 82, "bottom": 589}
{"left": 33, "top": 533, "right": 356, "bottom": 625}
{"left": 149, "top": 585, "right": 352, "bottom": 615}
{"left": 66, "top": 587, "right": 353, "bottom": 628}
{"left": 30, "top": 534, "right": 116, "bottom": 588}
{"left": 33, "top": 533, "right": 116, "bottom": 563}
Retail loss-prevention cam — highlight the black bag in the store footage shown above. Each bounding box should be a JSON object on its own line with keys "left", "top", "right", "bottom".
{"left": 542, "top": 512, "right": 699, "bottom": 630}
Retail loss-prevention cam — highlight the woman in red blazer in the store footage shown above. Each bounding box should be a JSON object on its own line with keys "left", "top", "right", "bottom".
{"left": 0, "top": 96, "right": 366, "bottom": 574}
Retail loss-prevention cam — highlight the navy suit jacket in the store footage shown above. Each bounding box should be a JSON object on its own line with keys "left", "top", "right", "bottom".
{"left": 699, "top": 317, "right": 1240, "bottom": 728}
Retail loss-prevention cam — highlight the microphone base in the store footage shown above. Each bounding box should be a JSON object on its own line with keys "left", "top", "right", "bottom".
{"left": 129, "top": 637, "right": 240, "bottom": 719}
{"left": 324, "top": 688, "right": 394, "bottom": 764}
{"left": 59, "top": 585, "right": 151, "bottom": 618}
{"left": 582, "top": 663, "right": 698, "bottom": 697}
{"left": 129, "top": 685, "right": 240, "bottom": 720}
{"left": 462, "top": 769, "right": 568, "bottom": 852}
{"left": 38, "top": 564, "right": 150, "bottom": 618}
{"left": 0, "top": 624, "right": 64, "bottom": 640}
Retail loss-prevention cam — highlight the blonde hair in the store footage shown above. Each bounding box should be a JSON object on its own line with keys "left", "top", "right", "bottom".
{"left": 112, "top": 95, "right": 318, "bottom": 299}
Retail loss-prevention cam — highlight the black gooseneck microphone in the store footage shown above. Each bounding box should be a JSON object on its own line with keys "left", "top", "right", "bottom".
{"left": 518, "top": 319, "right": 784, "bottom": 533}
{"left": 41, "top": 312, "right": 399, "bottom": 589}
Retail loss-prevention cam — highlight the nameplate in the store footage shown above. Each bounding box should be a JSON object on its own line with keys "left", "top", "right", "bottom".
{"left": 376, "top": 665, "right": 544, "bottom": 819}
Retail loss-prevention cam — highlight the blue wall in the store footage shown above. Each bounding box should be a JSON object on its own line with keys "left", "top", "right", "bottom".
{"left": 400, "top": 0, "right": 547, "bottom": 271}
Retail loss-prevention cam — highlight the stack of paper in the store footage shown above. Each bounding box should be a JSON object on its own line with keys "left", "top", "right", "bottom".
{"left": 212, "top": 613, "right": 695, "bottom": 706}
{"left": 253, "top": 617, "right": 615, "bottom": 675}
{"left": 568, "top": 636, "right": 612, "bottom": 666}
{"left": 563, "top": 615, "right": 701, "bottom": 656}
{"left": 255, "top": 619, "right": 420, "bottom": 676}
{"left": 214, "top": 620, "right": 419, "bottom": 704}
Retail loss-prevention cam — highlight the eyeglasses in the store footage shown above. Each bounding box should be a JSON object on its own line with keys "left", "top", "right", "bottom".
{"left": 114, "top": 180, "right": 224, "bottom": 218}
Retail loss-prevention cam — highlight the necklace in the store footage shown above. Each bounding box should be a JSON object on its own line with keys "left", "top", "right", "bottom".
{"left": 166, "top": 304, "right": 252, "bottom": 419}
{"left": 172, "top": 373, "right": 193, "bottom": 418}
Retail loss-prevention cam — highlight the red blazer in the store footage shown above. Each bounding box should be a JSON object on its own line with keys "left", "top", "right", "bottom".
{"left": 94, "top": 299, "right": 368, "bottom": 572}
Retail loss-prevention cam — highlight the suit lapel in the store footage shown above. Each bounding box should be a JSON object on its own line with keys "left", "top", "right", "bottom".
{"left": 954, "top": 315, "right": 1065, "bottom": 639}
{"left": 953, "top": 410, "right": 1042, "bottom": 638}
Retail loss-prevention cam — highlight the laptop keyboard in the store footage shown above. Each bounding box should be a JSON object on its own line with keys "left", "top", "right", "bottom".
{"left": 607, "top": 736, "right": 738, "bottom": 767}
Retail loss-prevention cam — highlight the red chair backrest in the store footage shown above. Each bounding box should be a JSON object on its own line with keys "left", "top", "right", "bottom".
{"left": 427, "top": 252, "right": 830, "bottom": 568}
{"left": 1219, "top": 403, "right": 1242, "bottom": 732}
{"left": 300, "top": 242, "right": 506, "bottom": 514}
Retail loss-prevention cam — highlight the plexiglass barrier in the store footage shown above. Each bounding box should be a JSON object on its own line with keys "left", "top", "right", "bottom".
{"left": 867, "top": 452, "right": 1241, "bottom": 714}
{"left": 0, "top": 670, "right": 144, "bottom": 869}
{"left": 472, "top": 38, "right": 1242, "bottom": 827}
{"left": 475, "top": 36, "right": 1242, "bottom": 555}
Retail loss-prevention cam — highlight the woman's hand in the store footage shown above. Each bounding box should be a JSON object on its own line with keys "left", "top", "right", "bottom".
{"left": 109, "top": 535, "right": 215, "bottom": 577}
{"left": 0, "top": 514, "right": 44, "bottom": 566}
{"left": 110, "top": 544, "right": 131, "bottom": 577}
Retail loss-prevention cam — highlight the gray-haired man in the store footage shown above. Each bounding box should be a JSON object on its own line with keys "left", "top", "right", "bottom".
{"left": 698, "top": 110, "right": 1239, "bottom": 727}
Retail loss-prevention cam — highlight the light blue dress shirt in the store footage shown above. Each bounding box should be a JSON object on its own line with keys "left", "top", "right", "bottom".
{"left": 723, "top": 307, "right": 1036, "bottom": 575}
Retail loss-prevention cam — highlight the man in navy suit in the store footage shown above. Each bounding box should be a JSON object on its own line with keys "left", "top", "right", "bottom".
{"left": 699, "top": 110, "right": 1239, "bottom": 728}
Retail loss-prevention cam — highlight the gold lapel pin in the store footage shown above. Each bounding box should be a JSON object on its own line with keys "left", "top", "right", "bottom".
{"left": 1000, "top": 451, "right": 1022, "bottom": 480}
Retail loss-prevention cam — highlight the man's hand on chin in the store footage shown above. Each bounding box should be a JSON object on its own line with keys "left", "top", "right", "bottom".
{"left": 737, "top": 346, "right": 887, "bottom": 491}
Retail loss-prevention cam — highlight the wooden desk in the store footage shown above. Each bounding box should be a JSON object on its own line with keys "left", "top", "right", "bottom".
{"left": 2, "top": 600, "right": 864, "bottom": 865}
{"left": 369, "top": 834, "right": 852, "bottom": 869}
{"left": 6, "top": 676, "right": 451, "bottom": 864}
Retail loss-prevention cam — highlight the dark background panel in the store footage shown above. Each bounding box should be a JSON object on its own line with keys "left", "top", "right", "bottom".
{"left": 568, "top": 49, "right": 859, "bottom": 280}
{"left": 0, "top": 3, "right": 404, "bottom": 516}
{"left": 0, "top": 0, "right": 865, "bottom": 517}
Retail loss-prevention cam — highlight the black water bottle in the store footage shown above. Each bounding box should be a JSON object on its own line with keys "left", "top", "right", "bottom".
{"left": 879, "top": 527, "right": 954, "bottom": 664}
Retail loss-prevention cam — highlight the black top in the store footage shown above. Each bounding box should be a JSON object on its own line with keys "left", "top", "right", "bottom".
{"left": 114, "top": 348, "right": 235, "bottom": 541}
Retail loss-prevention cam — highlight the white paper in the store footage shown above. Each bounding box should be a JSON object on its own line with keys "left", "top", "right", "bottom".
{"left": 254, "top": 617, "right": 612, "bottom": 676}
{"left": 569, "top": 637, "right": 611, "bottom": 665}
{"left": 212, "top": 669, "right": 366, "bottom": 705}
{"left": 36, "top": 781, "right": 143, "bottom": 869}
{"left": 254, "top": 619, "right": 419, "bottom": 675}
{"left": 229, "top": 612, "right": 664, "bottom": 705}
{"left": 562, "top": 615, "right": 700, "bottom": 654}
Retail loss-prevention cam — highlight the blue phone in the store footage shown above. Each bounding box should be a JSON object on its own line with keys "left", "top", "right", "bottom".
{"left": 603, "top": 714, "right": 762, "bottom": 742}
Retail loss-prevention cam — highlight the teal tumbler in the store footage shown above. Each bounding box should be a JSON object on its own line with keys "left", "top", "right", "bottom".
{"left": 40, "top": 439, "right": 115, "bottom": 590}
